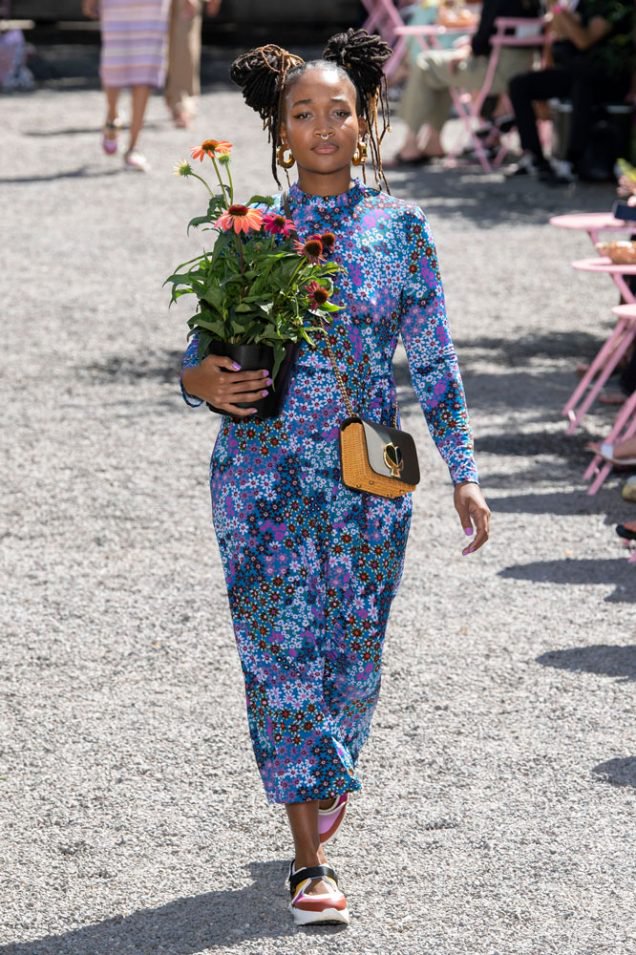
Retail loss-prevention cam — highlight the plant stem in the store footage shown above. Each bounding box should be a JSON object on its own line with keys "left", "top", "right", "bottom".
{"left": 210, "top": 156, "right": 227, "bottom": 204}
{"left": 190, "top": 171, "right": 214, "bottom": 196}
{"left": 224, "top": 162, "right": 234, "bottom": 204}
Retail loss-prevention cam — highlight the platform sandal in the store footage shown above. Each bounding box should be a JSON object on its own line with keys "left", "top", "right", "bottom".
{"left": 123, "top": 149, "right": 150, "bottom": 173}
{"left": 101, "top": 120, "right": 120, "bottom": 156}
{"left": 288, "top": 863, "right": 350, "bottom": 926}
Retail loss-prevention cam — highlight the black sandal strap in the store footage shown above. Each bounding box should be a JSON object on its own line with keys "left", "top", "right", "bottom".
{"left": 289, "top": 864, "right": 338, "bottom": 896}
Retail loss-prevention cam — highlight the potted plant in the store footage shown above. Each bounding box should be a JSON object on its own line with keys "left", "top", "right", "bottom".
{"left": 165, "top": 138, "right": 343, "bottom": 417}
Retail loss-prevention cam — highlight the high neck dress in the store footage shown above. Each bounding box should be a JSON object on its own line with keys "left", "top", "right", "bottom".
{"left": 182, "top": 180, "right": 478, "bottom": 804}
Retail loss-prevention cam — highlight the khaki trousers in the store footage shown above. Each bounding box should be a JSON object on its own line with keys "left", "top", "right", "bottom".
{"left": 165, "top": 0, "right": 202, "bottom": 115}
{"left": 400, "top": 47, "right": 535, "bottom": 133}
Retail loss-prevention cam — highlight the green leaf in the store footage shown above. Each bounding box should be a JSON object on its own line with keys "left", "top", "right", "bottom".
{"left": 190, "top": 317, "right": 227, "bottom": 338}
{"left": 246, "top": 195, "right": 275, "bottom": 207}
{"left": 200, "top": 286, "right": 226, "bottom": 310}
{"left": 187, "top": 215, "right": 214, "bottom": 234}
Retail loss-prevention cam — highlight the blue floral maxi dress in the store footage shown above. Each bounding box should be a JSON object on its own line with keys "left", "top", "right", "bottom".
{"left": 182, "top": 181, "right": 478, "bottom": 804}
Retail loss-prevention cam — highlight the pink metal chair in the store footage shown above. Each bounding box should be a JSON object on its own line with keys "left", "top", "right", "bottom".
{"left": 456, "top": 17, "right": 548, "bottom": 171}
{"left": 584, "top": 385, "right": 636, "bottom": 496}
{"left": 359, "top": 0, "right": 411, "bottom": 78}
{"left": 563, "top": 304, "right": 636, "bottom": 435}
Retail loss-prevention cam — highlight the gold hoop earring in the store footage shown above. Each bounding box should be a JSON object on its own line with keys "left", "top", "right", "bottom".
{"left": 276, "top": 144, "right": 295, "bottom": 169}
{"left": 352, "top": 140, "right": 368, "bottom": 166}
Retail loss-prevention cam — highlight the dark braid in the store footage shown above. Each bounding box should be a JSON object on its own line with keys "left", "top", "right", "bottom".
{"left": 230, "top": 44, "right": 305, "bottom": 185}
{"left": 230, "top": 29, "right": 392, "bottom": 189}
{"left": 323, "top": 28, "right": 392, "bottom": 190}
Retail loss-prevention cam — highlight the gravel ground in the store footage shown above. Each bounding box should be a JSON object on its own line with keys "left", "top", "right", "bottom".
{"left": 1, "top": 73, "right": 635, "bottom": 955}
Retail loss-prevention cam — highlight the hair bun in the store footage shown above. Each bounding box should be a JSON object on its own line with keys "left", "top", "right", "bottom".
{"left": 323, "top": 28, "right": 392, "bottom": 98}
{"left": 231, "top": 45, "right": 304, "bottom": 122}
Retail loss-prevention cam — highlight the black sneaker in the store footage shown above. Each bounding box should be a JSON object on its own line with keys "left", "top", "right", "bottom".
{"left": 538, "top": 159, "right": 576, "bottom": 186}
{"left": 505, "top": 154, "right": 539, "bottom": 178}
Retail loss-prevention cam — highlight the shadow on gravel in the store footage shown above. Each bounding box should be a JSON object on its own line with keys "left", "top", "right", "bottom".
{"left": 391, "top": 166, "right": 613, "bottom": 227}
{"left": 81, "top": 350, "right": 182, "bottom": 385}
{"left": 486, "top": 488, "right": 612, "bottom": 514}
{"left": 0, "top": 860, "right": 346, "bottom": 955}
{"left": 475, "top": 430, "right": 590, "bottom": 459}
{"left": 536, "top": 643, "right": 636, "bottom": 681}
{"left": 500, "top": 558, "right": 636, "bottom": 602}
{"left": 454, "top": 330, "right": 605, "bottom": 362}
{"left": 23, "top": 123, "right": 163, "bottom": 138}
{"left": 0, "top": 168, "right": 123, "bottom": 184}
{"left": 593, "top": 756, "right": 636, "bottom": 787}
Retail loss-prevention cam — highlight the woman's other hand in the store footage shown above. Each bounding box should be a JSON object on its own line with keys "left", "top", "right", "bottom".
{"left": 454, "top": 482, "right": 491, "bottom": 555}
{"left": 181, "top": 355, "right": 271, "bottom": 417}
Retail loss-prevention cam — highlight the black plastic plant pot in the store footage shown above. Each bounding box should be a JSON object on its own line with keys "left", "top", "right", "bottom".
{"left": 205, "top": 340, "right": 299, "bottom": 419}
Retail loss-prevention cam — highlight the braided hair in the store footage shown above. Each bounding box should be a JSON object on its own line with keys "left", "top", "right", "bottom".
{"left": 230, "top": 29, "right": 392, "bottom": 189}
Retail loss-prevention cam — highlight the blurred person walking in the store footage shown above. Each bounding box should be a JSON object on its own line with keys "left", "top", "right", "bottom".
{"left": 82, "top": 0, "right": 171, "bottom": 171}
{"left": 166, "top": 0, "right": 222, "bottom": 128}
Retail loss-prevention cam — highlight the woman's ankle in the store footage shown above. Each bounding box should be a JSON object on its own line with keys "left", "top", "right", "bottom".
{"left": 294, "top": 847, "right": 327, "bottom": 870}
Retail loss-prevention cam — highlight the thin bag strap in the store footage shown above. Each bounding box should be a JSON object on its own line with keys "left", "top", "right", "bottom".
{"left": 319, "top": 316, "right": 356, "bottom": 418}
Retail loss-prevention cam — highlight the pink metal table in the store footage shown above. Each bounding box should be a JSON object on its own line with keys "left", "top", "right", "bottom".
{"left": 549, "top": 213, "right": 631, "bottom": 247}
{"left": 563, "top": 258, "right": 636, "bottom": 433}
{"left": 571, "top": 256, "right": 636, "bottom": 304}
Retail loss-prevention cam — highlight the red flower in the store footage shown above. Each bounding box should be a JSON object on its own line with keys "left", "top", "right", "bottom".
{"left": 321, "top": 232, "right": 336, "bottom": 251}
{"left": 262, "top": 212, "right": 296, "bottom": 237}
{"left": 294, "top": 237, "right": 324, "bottom": 263}
{"left": 306, "top": 281, "right": 330, "bottom": 308}
{"left": 191, "top": 138, "right": 233, "bottom": 161}
{"left": 214, "top": 204, "right": 263, "bottom": 233}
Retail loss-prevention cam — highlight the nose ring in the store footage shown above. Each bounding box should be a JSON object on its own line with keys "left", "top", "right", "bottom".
{"left": 319, "top": 133, "right": 331, "bottom": 140}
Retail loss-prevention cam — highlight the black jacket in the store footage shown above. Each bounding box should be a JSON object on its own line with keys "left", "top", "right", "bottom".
{"left": 471, "top": 0, "right": 542, "bottom": 57}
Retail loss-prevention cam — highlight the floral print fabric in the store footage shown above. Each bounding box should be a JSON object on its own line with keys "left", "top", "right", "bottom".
{"left": 182, "top": 180, "right": 478, "bottom": 803}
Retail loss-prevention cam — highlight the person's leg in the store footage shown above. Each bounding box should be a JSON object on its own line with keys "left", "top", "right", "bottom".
{"left": 105, "top": 86, "right": 120, "bottom": 123}
{"left": 127, "top": 84, "right": 151, "bottom": 153}
{"left": 285, "top": 802, "right": 333, "bottom": 895}
{"left": 102, "top": 86, "right": 121, "bottom": 150}
{"left": 396, "top": 50, "right": 456, "bottom": 158}
{"left": 165, "top": 0, "right": 201, "bottom": 125}
{"left": 509, "top": 67, "right": 571, "bottom": 163}
{"left": 566, "top": 71, "right": 629, "bottom": 169}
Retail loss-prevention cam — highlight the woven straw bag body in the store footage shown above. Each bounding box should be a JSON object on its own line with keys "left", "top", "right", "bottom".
{"left": 339, "top": 417, "right": 419, "bottom": 498}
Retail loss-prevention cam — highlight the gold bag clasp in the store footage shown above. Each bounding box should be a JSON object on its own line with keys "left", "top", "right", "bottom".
{"left": 383, "top": 441, "right": 404, "bottom": 478}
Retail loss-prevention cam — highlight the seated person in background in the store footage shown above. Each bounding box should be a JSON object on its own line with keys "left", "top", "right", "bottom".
{"left": 586, "top": 434, "right": 636, "bottom": 466}
{"left": 507, "top": 0, "right": 634, "bottom": 183}
{"left": 389, "top": 0, "right": 541, "bottom": 165}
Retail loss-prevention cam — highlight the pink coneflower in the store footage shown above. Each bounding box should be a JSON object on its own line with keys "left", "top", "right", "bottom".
{"left": 295, "top": 237, "right": 324, "bottom": 263}
{"left": 321, "top": 231, "right": 336, "bottom": 251}
{"left": 214, "top": 204, "right": 263, "bottom": 233}
{"left": 191, "top": 138, "right": 233, "bottom": 161}
{"left": 262, "top": 213, "right": 296, "bottom": 237}
{"left": 306, "top": 281, "right": 331, "bottom": 308}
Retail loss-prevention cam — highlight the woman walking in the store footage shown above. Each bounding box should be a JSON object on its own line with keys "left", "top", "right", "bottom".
{"left": 82, "top": 0, "right": 171, "bottom": 170}
{"left": 180, "top": 29, "right": 490, "bottom": 926}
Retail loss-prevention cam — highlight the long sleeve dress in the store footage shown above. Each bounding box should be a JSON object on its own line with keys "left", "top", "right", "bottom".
{"left": 182, "top": 180, "right": 478, "bottom": 805}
